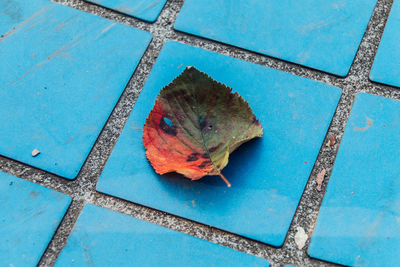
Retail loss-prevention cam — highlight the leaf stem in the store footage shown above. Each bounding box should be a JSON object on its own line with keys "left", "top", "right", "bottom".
{"left": 218, "top": 173, "right": 231, "bottom": 187}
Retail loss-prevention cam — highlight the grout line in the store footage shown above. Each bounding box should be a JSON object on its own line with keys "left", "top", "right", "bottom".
{"left": 0, "top": 0, "right": 396, "bottom": 266}
{"left": 38, "top": 199, "right": 85, "bottom": 266}
{"left": 278, "top": 0, "right": 395, "bottom": 266}
{"left": 0, "top": 157, "right": 75, "bottom": 196}
{"left": 54, "top": 0, "right": 344, "bottom": 89}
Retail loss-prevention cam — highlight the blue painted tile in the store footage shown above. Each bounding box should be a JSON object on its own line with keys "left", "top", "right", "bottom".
{"left": 0, "top": 0, "right": 50, "bottom": 35}
{"left": 56, "top": 204, "right": 269, "bottom": 266}
{"left": 370, "top": 0, "right": 400, "bottom": 88}
{"left": 174, "top": 0, "right": 377, "bottom": 77}
{"left": 0, "top": 171, "right": 71, "bottom": 267}
{"left": 308, "top": 93, "right": 400, "bottom": 266}
{"left": 85, "top": 0, "right": 167, "bottom": 22}
{"left": 0, "top": 2, "right": 152, "bottom": 179}
{"left": 97, "top": 41, "right": 341, "bottom": 246}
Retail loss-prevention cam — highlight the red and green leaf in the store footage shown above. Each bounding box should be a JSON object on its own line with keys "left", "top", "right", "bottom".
{"left": 143, "top": 67, "right": 263, "bottom": 187}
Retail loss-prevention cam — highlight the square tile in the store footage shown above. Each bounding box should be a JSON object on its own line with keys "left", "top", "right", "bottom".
{"left": 308, "top": 93, "right": 400, "bottom": 266}
{"left": 174, "top": 0, "right": 377, "bottom": 76}
{"left": 56, "top": 204, "right": 269, "bottom": 266}
{"left": 0, "top": 171, "right": 71, "bottom": 266}
{"left": 0, "top": 0, "right": 50, "bottom": 35}
{"left": 97, "top": 41, "right": 341, "bottom": 246}
{"left": 85, "top": 0, "right": 167, "bottom": 22}
{"left": 370, "top": 0, "right": 400, "bottom": 88}
{"left": 0, "top": 2, "right": 152, "bottom": 179}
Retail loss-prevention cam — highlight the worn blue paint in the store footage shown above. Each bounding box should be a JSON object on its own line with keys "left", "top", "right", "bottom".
{"left": 370, "top": 0, "right": 400, "bottom": 88}
{"left": 56, "top": 204, "right": 269, "bottom": 266}
{"left": 97, "top": 41, "right": 341, "bottom": 246}
{"left": 85, "top": 0, "right": 167, "bottom": 22}
{"left": 0, "top": 0, "right": 49, "bottom": 34}
{"left": 308, "top": 93, "right": 400, "bottom": 266}
{"left": 0, "top": 171, "right": 71, "bottom": 267}
{"left": 0, "top": 2, "right": 152, "bottom": 179}
{"left": 174, "top": 0, "right": 377, "bottom": 77}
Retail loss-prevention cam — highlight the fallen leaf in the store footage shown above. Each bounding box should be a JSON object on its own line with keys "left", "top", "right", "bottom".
{"left": 294, "top": 226, "right": 307, "bottom": 250}
{"left": 326, "top": 135, "right": 336, "bottom": 147}
{"left": 31, "top": 149, "right": 40, "bottom": 157}
{"left": 325, "top": 139, "right": 330, "bottom": 147}
{"left": 315, "top": 169, "right": 326, "bottom": 191}
{"left": 329, "top": 135, "right": 336, "bottom": 146}
{"left": 143, "top": 67, "right": 263, "bottom": 187}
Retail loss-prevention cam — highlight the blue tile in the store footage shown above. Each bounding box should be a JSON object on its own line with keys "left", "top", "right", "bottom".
{"left": 0, "top": 0, "right": 50, "bottom": 35}
{"left": 56, "top": 204, "right": 269, "bottom": 266}
{"left": 0, "top": 171, "right": 71, "bottom": 267}
{"left": 174, "top": 0, "right": 377, "bottom": 77}
{"left": 308, "top": 93, "right": 400, "bottom": 266}
{"left": 0, "top": 2, "right": 152, "bottom": 179}
{"left": 85, "top": 0, "right": 167, "bottom": 22}
{"left": 97, "top": 41, "right": 341, "bottom": 246}
{"left": 370, "top": 0, "right": 400, "bottom": 88}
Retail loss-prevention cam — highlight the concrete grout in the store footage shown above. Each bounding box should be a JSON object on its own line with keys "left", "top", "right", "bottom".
{"left": 0, "top": 0, "right": 397, "bottom": 266}
{"left": 38, "top": 200, "right": 85, "bottom": 267}
{"left": 278, "top": 0, "right": 395, "bottom": 266}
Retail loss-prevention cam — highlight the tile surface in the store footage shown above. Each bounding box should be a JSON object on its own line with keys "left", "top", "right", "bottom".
{"left": 174, "top": 0, "right": 377, "bottom": 77}
{"left": 0, "top": 0, "right": 50, "bottom": 34}
{"left": 0, "top": 1, "right": 152, "bottom": 179}
{"left": 0, "top": 171, "right": 71, "bottom": 267}
{"left": 308, "top": 93, "right": 400, "bottom": 266}
{"left": 97, "top": 41, "right": 341, "bottom": 246}
{"left": 56, "top": 204, "right": 269, "bottom": 266}
{"left": 85, "top": 0, "right": 167, "bottom": 22}
{"left": 370, "top": 0, "right": 400, "bottom": 88}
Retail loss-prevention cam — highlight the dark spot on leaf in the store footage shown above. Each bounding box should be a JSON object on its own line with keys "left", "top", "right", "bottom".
{"left": 187, "top": 153, "right": 200, "bottom": 162}
{"left": 200, "top": 119, "right": 207, "bottom": 129}
{"left": 201, "top": 153, "right": 210, "bottom": 159}
{"left": 209, "top": 144, "right": 221, "bottom": 152}
{"left": 198, "top": 161, "right": 210, "bottom": 169}
{"left": 159, "top": 117, "right": 177, "bottom": 136}
{"left": 252, "top": 115, "right": 260, "bottom": 125}
{"left": 200, "top": 119, "right": 213, "bottom": 131}
{"left": 164, "top": 90, "right": 187, "bottom": 101}
{"left": 176, "top": 113, "right": 185, "bottom": 123}
{"left": 187, "top": 155, "right": 197, "bottom": 161}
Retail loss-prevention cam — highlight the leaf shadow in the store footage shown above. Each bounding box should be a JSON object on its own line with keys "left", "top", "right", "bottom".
{"left": 155, "top": 137, "right": 264, "bottom": 206}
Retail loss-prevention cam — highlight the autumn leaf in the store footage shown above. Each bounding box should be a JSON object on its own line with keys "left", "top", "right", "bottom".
{"left": 142, "top": 67, "right": 263, "bottom": 187}
{"left": 315, "top": 169, "right": 326, "bottom": 191}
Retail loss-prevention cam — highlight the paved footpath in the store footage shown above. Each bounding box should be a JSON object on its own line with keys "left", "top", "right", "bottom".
{"left": 0, "top": 0, "right": 399, "bottom": 266}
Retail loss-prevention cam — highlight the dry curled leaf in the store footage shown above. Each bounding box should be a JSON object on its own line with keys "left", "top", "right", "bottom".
{"left": 31, "top": 149, "right": 40, "bottom": 157}
{"left": 143, "top": 67, "right": 263, "bottom": 187}
{"left": 316, "top": 169, "right": 326, "bottom": 191}
{"left": 329, "top": 135, "right": 336, "bottom": 146}
{"left": 326, "top": 135, "right": 336, "bottom": 147}
{"left": 294, "top": 226, "right": 308, "bottom": 250}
